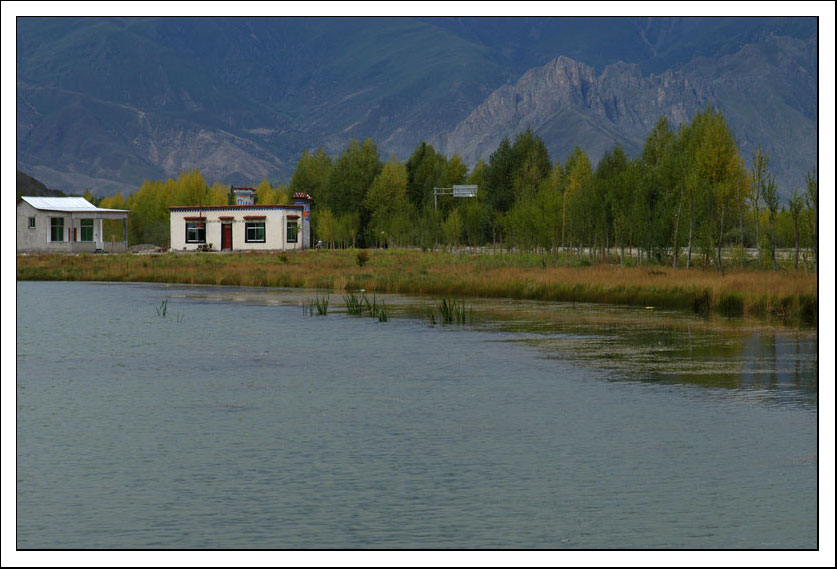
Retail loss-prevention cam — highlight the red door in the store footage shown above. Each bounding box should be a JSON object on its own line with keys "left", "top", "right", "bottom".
{"left": 222, "top": 223, "right": 233, "bottom": 250}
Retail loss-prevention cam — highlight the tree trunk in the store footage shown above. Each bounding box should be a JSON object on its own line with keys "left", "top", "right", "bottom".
{"left": 717, "top": 197, "right": 725, "bottom": 276}
{"left": 686, "top": 191, "right": 694, "bottom": 269}
{"left": 755, "top": 204, "right": 762, "bottom": 269}
{"left": 737, "top": 177, "right": 744, "bottom": 268}
{"left": 673, "top": 174, "right": 685, "bottom": 268}
{"left": 794, "top": 218, "right": 800, "bottom": 270}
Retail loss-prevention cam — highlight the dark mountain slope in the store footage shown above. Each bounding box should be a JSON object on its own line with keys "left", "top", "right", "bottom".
{"left": 437, "top": 34, "right": 817, "bottom": 196}
{"left": 16, "top": 17, "right": 817, "bottom": 196}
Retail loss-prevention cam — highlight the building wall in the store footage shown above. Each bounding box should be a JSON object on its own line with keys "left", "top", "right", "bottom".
{"left": 17, "top": 202, "right": 129, "bottom": 253}
{"left": 170, "top": 206, "right": 307, "bottom": 252}
{"left": 17, "top": 201, "right": 52, "bottom": 251}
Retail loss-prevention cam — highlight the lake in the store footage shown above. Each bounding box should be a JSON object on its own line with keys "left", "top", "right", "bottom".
{"left": 15, "top": 281, "right": 818, "bottom": 549}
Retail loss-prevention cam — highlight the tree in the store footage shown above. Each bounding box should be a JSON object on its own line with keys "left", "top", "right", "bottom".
{"left": 82, "top": 189, "right": 99, "bottom": 206}
{"left": 484, "top": 136, "right": 515, "bottom": 213}
{"left": 788, "top": 188, "right": 804, "bottom": 270}
{"left": 460, "top": 198, "right": 488, "bottom": 251}
{"left": 804, "top": 170, "right": 817, "bottom": 272}
{"left": 441, "top": 208, "right": 462, "bottom": 251}
{"left": 593, "top": 145, "right": 629, "bottom": 261}
{"left": 315, "top": 209, "right": 337, "bottom": 248}
{"left": 326, "top": 138, "right": 382, "bottom": 244}
{"left": 763, "top": 174, "right": 779, "bottom": 270}
{"left": 561, "top": 146, "right": 592, "bottom": 253}
{"left": 511, "top": 128, "right": 552, "bottom": 202}
{"left": 255, "top": 177, "right": 277, "bottom": 204}
{"left": 364, "top": 157, "right": 409, "bottom": 247}
{"left": 692, "top": 107, "right": 745, "bottom": 274}
{"left": 290, "top": 147, "right": 333, "bottom": 204}
{"left": 750, "top": 146, "right": 769, "bottom": 268}
{"left": 405, "top": 142, "right": 443, "bottom": 209}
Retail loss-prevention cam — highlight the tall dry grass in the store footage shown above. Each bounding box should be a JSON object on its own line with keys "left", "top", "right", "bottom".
{"left": 17, "top": 249, "right": 818, "bottom": 324}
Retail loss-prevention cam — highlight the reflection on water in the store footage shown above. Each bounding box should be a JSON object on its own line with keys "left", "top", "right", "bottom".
{"left": 171, "top": 285, "right": 818, "bottom": 407}
{"left": 16, "top": 282, "right": 818, "bottom": 550}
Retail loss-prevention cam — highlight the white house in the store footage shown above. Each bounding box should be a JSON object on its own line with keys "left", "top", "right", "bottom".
{"left": 169, "top": 193, "right": 313, "bottom": 252}
{"left": 17, "top": 196, "right": 130, "bottom": 253}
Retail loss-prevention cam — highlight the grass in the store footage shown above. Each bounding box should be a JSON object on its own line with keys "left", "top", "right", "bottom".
{"left": 303, "top": 294, "right": 329, "bottom": 316}
{"left": 436, "top": 298, "right": 472, "bottom": 325}
{"left": 16, "top": 249, "right": 818, "bottom": 325}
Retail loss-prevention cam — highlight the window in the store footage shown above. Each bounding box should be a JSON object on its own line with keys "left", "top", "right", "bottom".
{"left": 80, "top": 219, "right": 94, "bottom": 242}
{"left": 245, "top": 221, "right": 265, "bottom": 243}
{"left": 28, "top": 217, "right": 36, "bottom": 229}
{"left": 287, "top": 220, "right": 298, "bottom": 243}
{"left": 185, "top": 222, "right": 206, "bottom": 243}
{"left": 50, "top": 217, "right": 64, "bottom": 242}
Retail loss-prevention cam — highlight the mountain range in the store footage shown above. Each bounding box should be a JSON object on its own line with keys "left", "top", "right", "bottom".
{"left": 16, "top": 16, "right": 818, "bottom": 198}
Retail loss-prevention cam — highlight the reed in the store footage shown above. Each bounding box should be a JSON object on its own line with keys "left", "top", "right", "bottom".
{"left": 303, "top": 294, "right": 329, "bottom": 316}
{"left": 343, "top": 291, "right": 366, "bottom": 315}
{"left": 437, "top": 298, "right": 471, "bottom": 325}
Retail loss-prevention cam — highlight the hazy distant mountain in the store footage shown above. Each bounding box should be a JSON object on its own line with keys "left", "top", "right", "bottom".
{"left": 437, "top": 34, "right": 817, "bottom": 196}
{"left": 16, "top": 16, "right": 817, "bottom": 197}
{"left": 16, "top": 169, "right": 66, "bottom": 197}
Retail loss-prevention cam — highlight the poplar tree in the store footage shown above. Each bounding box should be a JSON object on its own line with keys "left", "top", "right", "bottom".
{"left": 750, "top": 146, "right": 769, "bottom": 268}
{"left": 763, "top": 174, "right": 779, "bottom": 270}
{"left": 804, "top": 170, "right": 817, "bottom": 272}
{"left": 788, "top": 188, "right": 804, "bottom": 270}
{"left": 365, "top": 157, "right": 409, "bottom": 246}
{"left": 290, "top": 148, "right": 333, "bottom": 206}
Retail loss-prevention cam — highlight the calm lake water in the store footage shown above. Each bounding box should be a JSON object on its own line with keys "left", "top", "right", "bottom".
{"left": 16, "top": 281, "right": 818, "bottom": 549}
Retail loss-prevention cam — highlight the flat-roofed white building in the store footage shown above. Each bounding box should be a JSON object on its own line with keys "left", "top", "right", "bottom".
{"left": 17, "top": 196, "right": 130, "bottom": 253}
{"left": 169, "top": 193, "right": 313, "bottom": 252}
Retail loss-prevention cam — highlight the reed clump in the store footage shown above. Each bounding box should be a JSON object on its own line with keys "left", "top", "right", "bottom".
{"left": 303, "top": 294, "right": 329, "bottom": 316}
{"left": 436, "top": 298, "right": 472, "bottom": 325}
{"left": 342, "top": 291, "right": 389, "bottom": 322}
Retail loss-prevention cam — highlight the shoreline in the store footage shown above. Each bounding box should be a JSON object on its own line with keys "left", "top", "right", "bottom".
{"left": 16, "top": 248, "right": 818, "bottom": 326}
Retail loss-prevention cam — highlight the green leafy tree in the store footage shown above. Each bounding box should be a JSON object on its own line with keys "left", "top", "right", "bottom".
{"left": 804, "top": 170, "right": 818, "bottom": 272}
{"left": 326, "top": 138, "right": 382, "bottom": 244}
{"left": 290, "top": 147, "right": 333, "bottom": 204}
{"left": 788, "top": 188, "right": 804, "bottom": 270}
{"left": 750, "top": 145, "right": 769, "bottom": 268}
{"left": 441, "top": 208, "right": 462, "bottom": 251}
{"left": 484, "top": 136, "right": 515, "bottom": 213}
{"left": 563, "top": 146, "right": 593, "bottom": 256}
{"left": 315, "top": 209, "right": 337, "bottom": 248}
{"left": 763, "top": 174, "right": 779, "bottom": 270}
{"left": 365, "top": 157, "right": 410, "bottom": 247}
{"left": 405, "top": 142, "right": 444, "bottom": 209}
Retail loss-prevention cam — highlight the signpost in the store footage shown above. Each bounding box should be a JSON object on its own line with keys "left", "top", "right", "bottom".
{"left": 434, "top": 185, "right": 478, "bottom": 210}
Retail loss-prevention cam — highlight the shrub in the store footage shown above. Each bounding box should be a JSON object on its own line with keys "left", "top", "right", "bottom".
{"left": 356, "top": 250, "right": 369, "bottom": 267}
{"left": 717, "top": 292, "right": 744, "bottom": 317}
{"left": 693, "top": 289, "right": 711, "bottom": 317}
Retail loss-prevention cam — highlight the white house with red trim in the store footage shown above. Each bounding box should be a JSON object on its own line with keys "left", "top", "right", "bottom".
{"left": 169, "top": 193, "right": 313, "bottom": 252}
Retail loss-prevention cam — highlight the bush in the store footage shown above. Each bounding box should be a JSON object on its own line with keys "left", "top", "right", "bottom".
{"left": 693, "top": 289, "right": 711, "bottom": 317}
{"left": 717, "top": 292, "right": 744, "bottom": 317}
{"left": 356, "top": 250, "right": 369, "bottom": 267}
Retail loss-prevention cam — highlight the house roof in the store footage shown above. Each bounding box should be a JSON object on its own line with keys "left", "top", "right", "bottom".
{"left": 20, "top": 196, "right": 128, "bottom": 213}
{"left": 169, "top": 204, "right": 303, "bottom": 211}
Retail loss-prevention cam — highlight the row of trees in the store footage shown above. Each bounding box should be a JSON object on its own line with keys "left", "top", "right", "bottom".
{"left": 97, "top": 105, "right": 817, "bottom": 271}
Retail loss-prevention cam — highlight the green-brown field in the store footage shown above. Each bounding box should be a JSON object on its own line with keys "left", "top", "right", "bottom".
{"left": 16, "top": 249, "right": 818, "bottom": 325}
